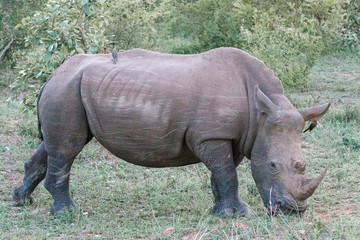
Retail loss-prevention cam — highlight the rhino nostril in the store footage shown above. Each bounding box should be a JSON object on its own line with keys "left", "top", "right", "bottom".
{"left": 295, "top": 161, "right": 306, "bottom": 172}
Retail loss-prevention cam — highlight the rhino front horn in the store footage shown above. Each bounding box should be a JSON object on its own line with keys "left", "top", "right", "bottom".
{"left": 297, "top": 165, "right": 328, "bottom": 201}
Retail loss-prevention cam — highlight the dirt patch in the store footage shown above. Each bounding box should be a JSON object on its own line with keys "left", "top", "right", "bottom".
{"left": 52, "top": 232, "right": 107, "bottom": 239}
{"left": 0, "top": 131, "right": 29, "bottom": 203}
{"left": 319, "top": 71, "right": 329, "bottom": 80}
{"left": 103, "top": 152, "right": 118, "bottom": 163}
{"left": 336, "top": 70, "right": 360, "bottom": 80}
{"left": 233, "top": 221, "right": 249, "bottom": 229}
{"left": 179, "top": 230, "right": 200, "bottom": 240}
{"left": 326, "top": 196, "right": 359, "bottom": 218}
{"left": 320, "top": 70, "right": 360, "bottom": 81}
{"left": 316, "top": 212, "right": 329, "bottom": 220}
{"left": 0, "top": 133, "right": 21, "bottom": 146}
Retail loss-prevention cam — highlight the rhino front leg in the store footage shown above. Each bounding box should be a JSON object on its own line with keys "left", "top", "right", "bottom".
{"left": 192, "top": 140, "right": 248, "bottom": 217}
{"left": 13, "top": 142, "right": 48, "bottom": 205}
{"left": 210, "top": 154, "right": 244, "bottom": 213}
{"left": 210, "top": 175, "right": 220, "bottom": 209}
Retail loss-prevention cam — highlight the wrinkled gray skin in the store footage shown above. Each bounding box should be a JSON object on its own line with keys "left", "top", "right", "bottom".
{"left": 13, "top": 47, "right": 330, "bottom": 216}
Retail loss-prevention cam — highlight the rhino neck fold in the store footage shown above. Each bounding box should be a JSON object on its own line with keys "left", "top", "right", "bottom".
{"left": 240, "top": 61, "right": 284, "bottom": 160}
{"left": 243, "top": 78, "right": 259, "bottom": 159}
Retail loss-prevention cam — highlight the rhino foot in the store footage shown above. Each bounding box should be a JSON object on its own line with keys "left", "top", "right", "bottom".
{"left": 12, "top": 184, "right": 34, "bottom": 206}
{"left": 50, "top": 201, "right": 77, "bottom": 216}
{"left": 211, "top": 199, "right": 248, "bottom": 217}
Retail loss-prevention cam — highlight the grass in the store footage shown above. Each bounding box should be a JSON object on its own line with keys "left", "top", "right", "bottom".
{"left": 0, "top": 51, "right": 359, "bottom": 239}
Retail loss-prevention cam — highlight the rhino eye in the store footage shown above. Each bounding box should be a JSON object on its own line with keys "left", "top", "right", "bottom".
{"left": 270, "top": 161, "right": 276, "bottom": 168}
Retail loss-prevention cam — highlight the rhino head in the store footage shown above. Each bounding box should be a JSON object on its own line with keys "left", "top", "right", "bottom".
{"left": 251, "top": 86, "right": 330, "bottom": 215}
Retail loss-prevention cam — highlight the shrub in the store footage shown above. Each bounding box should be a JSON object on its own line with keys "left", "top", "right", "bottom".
{"left": 12, "top": 0, "right": 111, "bottom": 113}
{"left": 106, "top": 0, "right": 161, "bottom": 50}
{"left": 241, "top": 11, "right": 325, "bottom": 90}
{"left": 162, "top": 0, "right": 344, "bottom": 90}
{"left": 341, "top": 0, "right": 360, "bottom": 52}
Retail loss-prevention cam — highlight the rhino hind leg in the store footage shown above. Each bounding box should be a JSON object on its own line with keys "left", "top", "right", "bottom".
{"left": 12, "top": 142, "right": 48, "bottom": 205}
{"left": 43, "top": 131, "right": 91, "bottom": 214}
{"left": 191, "top": 140, "right": 248, "bottom": 217}
{"left": 43, "top": 127, "right": 91, "bottom": 215}
{"left": 44, "top": 155, "right": 77, "bottom": 214}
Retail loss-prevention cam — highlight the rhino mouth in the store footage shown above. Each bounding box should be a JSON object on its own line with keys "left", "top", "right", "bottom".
{"left": 281, "top": 200, "right": 307, "bottom": 214}
{"left": 267, "top": 198, "right": 308, "bottom": 215}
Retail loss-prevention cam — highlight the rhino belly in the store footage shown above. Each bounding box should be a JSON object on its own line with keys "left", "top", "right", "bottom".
{"left": 80, "top": 68, "right": 200, "bottom": 167}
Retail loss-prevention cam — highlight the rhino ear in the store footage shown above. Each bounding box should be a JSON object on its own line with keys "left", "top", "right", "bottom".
{"left": 254, "top": 85, "right": 278, "bottom": 114}
{"left": 299, "top": 102, "right": 331, "bottom": 132}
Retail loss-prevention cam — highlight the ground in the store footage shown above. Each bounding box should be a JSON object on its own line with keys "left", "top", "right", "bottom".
{"left": 0, "top": 52, "right": 359, "bottom": 239}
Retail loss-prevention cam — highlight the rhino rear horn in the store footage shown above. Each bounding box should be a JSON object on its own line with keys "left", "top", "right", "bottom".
{"left": 299, "top": 103, "right": 331, "bottom": 132}
{"left": 254, "top": 85, "right": 278, "bottom": 114}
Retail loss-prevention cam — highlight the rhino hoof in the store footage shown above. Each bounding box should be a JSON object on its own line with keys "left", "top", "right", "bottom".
{"left": 12, "top": 184, "right": 33, "bottom": 206}
{"left": 211, "top": 201, "right": 248, "bottom": 217}
{"left": 50, "top": 202, "right": 77, "bottom": 216}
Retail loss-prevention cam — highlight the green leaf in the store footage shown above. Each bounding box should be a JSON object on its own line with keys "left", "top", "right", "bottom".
{"left": 35, "top": 71, "right": 43, "bottom": 78}
{"left": 90, "top": 47, "right": 98, "bottom": 52}
{"left": 48, "top": 62, "right": 54, "bottom": 71}
{"left": 59, "top": 52, "right": 65, "bottom": 62}
{"left": 15, "top": 23, "right": 23, "bottom": 30}
{"left": 84, "top": 5, "right": 90, "bottom": 15}
{"left": 48, "top": 30, "right": 56, "bottom": 40}
{"left": 44, "top": 51, "right": 51, "bottom": 62}
{"left": 81, "top": 0, "right": 89, "bottom": 5}
{"left": 48, "top": 45, "right": 53, "bottom": 52}
{"left": 76, "top": 47, "right": 85, "bottom": 54}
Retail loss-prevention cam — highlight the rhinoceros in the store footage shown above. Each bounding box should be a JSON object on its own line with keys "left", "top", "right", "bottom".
{"left": 13, "top": 47, "right": 330, "bottom": 216}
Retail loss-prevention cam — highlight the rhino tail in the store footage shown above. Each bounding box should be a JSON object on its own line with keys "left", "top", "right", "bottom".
{"left": 37, "top": 75, "right": 52, "bottom": 141}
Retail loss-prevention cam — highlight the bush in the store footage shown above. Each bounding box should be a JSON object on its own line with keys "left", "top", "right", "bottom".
{"left": 107, "top": 0, "right": 162, "bottom": 50}
{"left": 162, "top": 0, "right": 344, "bottom": 90}
{"left": 240, "top": 11, "right": 325, "bottom": 90}
{"left": 341, "top": 0, "right": 360, "bottom": 52}
{"left": 12, "top": 0, "right": 111, "bottom": 113}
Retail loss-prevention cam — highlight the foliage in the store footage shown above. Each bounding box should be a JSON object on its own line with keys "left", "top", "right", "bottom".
{"left": 162, "top": 0, "right": 345, "bottom": 90}
{"left": 342, "top": 0, "right": 360, "bottom": 52}
{"left": 239, "top": 6, "right": 327, "bottom": 90}
{"left": 344, "top": 0, "right": 360, "bottom": 33}
{"left": 11, "top": 0, "right": 111, "bottom": 112}
{"left": 106, "top": 0, "right": 163, "bottom": 50}
{"left": 0, "top": 0, "right": 46, "bottom": 66}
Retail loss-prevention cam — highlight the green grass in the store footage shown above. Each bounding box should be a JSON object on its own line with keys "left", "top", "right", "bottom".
{"left": 1, "top": 51, "right": 359, "bottom": 239}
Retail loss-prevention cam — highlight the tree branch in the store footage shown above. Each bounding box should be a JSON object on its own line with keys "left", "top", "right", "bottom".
{"left": 0, "top": 20, "right": 15, "bottom": 63}
{"left": 76, "top": 12, "right": 89, "bottom": 51}
{"left": 0, "top": 36, "right": 14, "bottom": 63}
